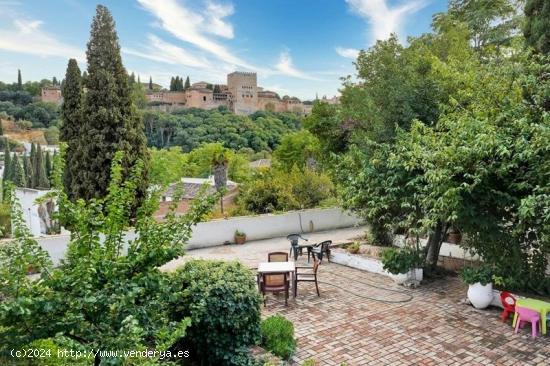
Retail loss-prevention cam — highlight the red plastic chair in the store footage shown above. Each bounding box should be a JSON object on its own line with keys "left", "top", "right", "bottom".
{"left": 500, "top": 291, "right": 516, "bottom": 322}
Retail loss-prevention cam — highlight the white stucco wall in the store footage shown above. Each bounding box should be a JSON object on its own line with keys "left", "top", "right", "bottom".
{"left": 186, "top": 208, "right": 362, "bottom": 249}
{"left": 15, "top": 188, "right": 52, "bottom": 237}
{"left": 24, "top": 207, "right": 362, "bottom": 265}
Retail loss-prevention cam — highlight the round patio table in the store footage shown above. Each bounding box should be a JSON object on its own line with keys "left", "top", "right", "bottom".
{"left": 512, "top": 298, "right": 550, "bottom": 335}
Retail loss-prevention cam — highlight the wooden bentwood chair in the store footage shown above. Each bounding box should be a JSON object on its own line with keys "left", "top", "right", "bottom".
{"left": 260, "top": 272, "right": 290, "bottom": 306}
{"left": 294, "top": 256, "right": 320, "bottom": 297}
{"left": 268, "top": 252, "right": 289, "bottom": 262}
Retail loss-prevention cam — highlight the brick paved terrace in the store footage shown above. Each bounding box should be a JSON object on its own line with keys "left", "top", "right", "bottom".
{"left": 172, "top": 228, "right": 550, "bottom": 365}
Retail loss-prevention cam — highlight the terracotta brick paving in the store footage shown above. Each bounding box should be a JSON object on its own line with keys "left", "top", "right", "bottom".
{"left": 262, "top": 263, "right": 550, "bottom": 365}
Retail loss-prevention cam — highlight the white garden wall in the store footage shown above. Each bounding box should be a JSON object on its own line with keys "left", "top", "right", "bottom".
{"left": 186, "top": 208, "right": 362, "bottom": 249}
{"left": 25, "top": 208, "right": 362, "bottom": 265}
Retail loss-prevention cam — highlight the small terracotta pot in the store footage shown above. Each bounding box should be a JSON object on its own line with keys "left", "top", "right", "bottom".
{"left": 234, "top": 234, "right": 246, "bottom": 245}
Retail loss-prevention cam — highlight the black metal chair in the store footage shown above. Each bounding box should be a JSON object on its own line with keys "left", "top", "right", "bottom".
{"left": 308, "top": 240, "right": 332, "bottom": 263}
{"left": 294, "top": 256, "right": 320, "bottom": 297}
{"left": 286, "top": 233, "right": 310, "bottom": 260}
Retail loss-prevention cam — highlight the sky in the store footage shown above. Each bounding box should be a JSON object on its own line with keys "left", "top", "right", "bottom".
{"left": 0, "top": 0, "right": 448, "bottom": 100}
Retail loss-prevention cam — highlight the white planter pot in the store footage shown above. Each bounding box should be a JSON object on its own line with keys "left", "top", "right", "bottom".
{"left": 410, "top": 268, "right": 423, "bottom": 282}
{"left": 467, "top": 282, "right": 493, "bottom": 309}
{"left": 391, "top": 272, "right": 409, "bottom": 284}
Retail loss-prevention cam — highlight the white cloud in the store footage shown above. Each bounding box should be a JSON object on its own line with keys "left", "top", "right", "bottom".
{"left": 124, "top": 34, "right": 211, "bottom": 69}
{"left": 0, "top": 18, "right": 84, "bottom": 60}
{"left": 346, "top": 0, "right": 428, "bottom": 43}
{"left": 204, "top": 1, "right": 235, "bottom": 39}
{"left": 275, "top": 50, "right": 320, "bottom": 81}
{"left": 137, "top": 0, "right": 254, "bottom": 69}
{"left": 335, "top": 47, "right": 360, "bottom": 59}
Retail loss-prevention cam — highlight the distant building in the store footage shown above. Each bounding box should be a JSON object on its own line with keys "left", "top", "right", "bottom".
{"left": 41, "top": 86, "right": 62, "bottom": 104}
{"left": 143, "top": 71, "right": 308, "bottom": 116}
{"left": 156, "top": 176, "right": 238, "bottom": 218}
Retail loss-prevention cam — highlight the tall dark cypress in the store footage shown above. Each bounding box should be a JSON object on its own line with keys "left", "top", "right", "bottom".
{"left": 30, "top": 143, "right": 37, "bottom": 188}
{"left": 23, "top": 155, "right": 32, "bottom": 188}
{"left": 60, "top": 58, "right": 83, "bottom": 198}
{"left": 33, "top": 145, "right": 49, "bottom": 189}
{"left": 11, "top": 154, "right": 25, "bottom": 188}
{"left": 45, "top": 151, "right": 52, "bottom": 180}
{"left": 170, "top": 77, "right": 175, "bottom": 91}
{"left": 149, "top": 76, "right": 153, "bottom": 90}
{"left": 184, "top": 76, "right": 190, "bottom": 90}
{"left": 74, "top": 5, "right": 149, "bottom": 203}
{"left": 17, "top": 69, "right": 22, "bottom": 89}
{"left": 524, "top": 0, "right": 550, "bottom": 54}
{"left": 2, "top": 144, "right": 11, "bottom": 202}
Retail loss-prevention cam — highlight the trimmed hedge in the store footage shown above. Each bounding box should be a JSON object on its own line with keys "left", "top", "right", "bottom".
{"left": 170, "top": 260, "right": 262, "bottom": 365}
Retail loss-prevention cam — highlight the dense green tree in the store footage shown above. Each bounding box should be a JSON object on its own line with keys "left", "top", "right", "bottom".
{"left": 213, "top": 84, "right": 221, "bottom": 93}
{"left": 44, "top": 151, "right": 52, "bottom": 179}
{"left": 169, "top": 76, "right": 175, "bottom": 91}
{"left": 52, "top": 76, "right": 58, "bottom": 86}
{"left": 73, "top": 5, "right": 149, "bottom": 205}
{"left": 149, "top": 76, "right": 153, "bottom": 90}
{"left": 22, "top": 155, "right": 32, "bottom": 188}
{"left": 11, "top": 154, "right": 25, "bottom": 187}
{"left": 435, "top": 0, "right": 522, "bottom": 57}
{"left": 273, "top": 130, "right": 320, "bottom": 171}
{"left": 0, "top": 152, "right": 220, "bottom": 366}
{"left": 17, "top": 69, "right": 22, "bottom": 90}
{"left": 144, "top": 108, "right": 301, "bottom": 153}
{"left": 2, "top": 144, "right": 11, "bottom": 181}
{"left": 33, "top": 144, "right": 49, "bottom": 189}
{"left": 524, "top": 0, "right": 550, "bottom": 54}
{"left": 184, "top": 76, "right": 190, "bottom": 89}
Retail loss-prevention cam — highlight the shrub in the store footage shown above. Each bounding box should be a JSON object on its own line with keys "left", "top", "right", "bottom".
{"left": 260, "top": 315, "right": 296, "bottom": 360}
{"left": 0, "top": 203, "right": 11, "bottom": 238}
{"left": 381, "top": 247, "right": 424, "bottom": 275}
{"left": 170, "top": 260, "right": 262, "bottom": 365}
{"left": 460, "top": 266, "right": 493, "bottom": 286}
{"left": 44, "top": 126, "right": 59, "bottom": 145}
{"left": 347, "top": 242, "right": 360, "bottom": 254}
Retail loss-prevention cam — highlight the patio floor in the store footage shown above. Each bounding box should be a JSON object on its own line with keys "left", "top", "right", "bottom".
{"left": 170, "top": 227, "right": 550, "bottom": 365}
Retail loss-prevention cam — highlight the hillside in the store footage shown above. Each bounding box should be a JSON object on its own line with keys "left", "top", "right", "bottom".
{"left": 1, "top": 119, "right": 47, "bottom": 145}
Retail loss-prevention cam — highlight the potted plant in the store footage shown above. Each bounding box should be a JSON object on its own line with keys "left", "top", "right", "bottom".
{"left": 446, "top": 227, "right": 462, "bottom": 244}
{"left": 460, "top": 265, "right": 493, "bottom": 309}
{"left": 381, "top": 247, "right": 424, "bottom": 284}
{"left": 234, "top": 230, "right": 247, "bottom": 244}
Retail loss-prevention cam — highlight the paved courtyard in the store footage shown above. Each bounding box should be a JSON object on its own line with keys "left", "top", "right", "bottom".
{"left": 169, "top": 227, "right": 550, "bottom": 365}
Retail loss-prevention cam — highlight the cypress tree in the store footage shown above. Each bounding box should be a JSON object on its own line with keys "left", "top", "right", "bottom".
{"left": 184, "top": 76, "right": 190, "bottom": 90}
{"left": 170, "top": 77, "right": 175, "bottom": 91}
{"left": 23, "top": 155, "right": 32, "bottom": 188}
{"left": 178, "top": 77, "right": 184, "bottom": 91}
{"left": 524, "top": 0, "right": 550, "bottom": 54}
{"left": 129, "top": 72, "right": 136, "bottom": 85}
{"left": 149, "top": 76, "right": 153, "bottom": 90}
{"left": 11, "top": 154, "right": 25, "bottom": 188}
{"left": 52, "top": 76, "right": 58, "bottom": 86}
{"left": 73, "top": 4, "right": 149, "bottom": 203}
{"left": 34, "top": 144, "right": 48, "bottom": 189}
{"left": 17, "top": 69, "right": 22, "bottom": 89}
{"left": 0, "top": 119, "right": 3, "bottom": 136}
{"left": 30, "top": 143, "right": 37, "bottom": 188}
{"left": 60, "top": 58, "right": 83, "bottom": 198}
{"left": 2, "top": 144, "right": 10, "bottom": 202}
{"left": 3, "top": 144, "right": 11, "bottom": 182}
{"left": 45, "top": 151, "right": 52, "bottom": 180}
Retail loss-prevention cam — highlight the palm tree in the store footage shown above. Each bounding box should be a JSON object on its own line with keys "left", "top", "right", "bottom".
{"left": 212, "top": 151, "right": 228, "bottom": 215}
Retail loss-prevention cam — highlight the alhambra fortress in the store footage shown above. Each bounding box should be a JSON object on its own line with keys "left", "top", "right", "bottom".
{"left": 41, "top": 71, "right": 339, "bottom": 116}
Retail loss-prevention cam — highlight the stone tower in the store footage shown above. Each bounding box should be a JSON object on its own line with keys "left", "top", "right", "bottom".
{"left": 227, "top": 71, "right": 258, "bottom": 115}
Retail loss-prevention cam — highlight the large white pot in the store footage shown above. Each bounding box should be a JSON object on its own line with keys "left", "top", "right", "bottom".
{"left": 410, "top": 268, "right": 423, "bottom": 282}
{"left": 391, "top": 272, "right": 409, "bottom": 284}
{"left": 391, "top": 268, "right": 423, "bottom": 284}
{"left": 467, "top": 282, "right": 493, "bottom": 309}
